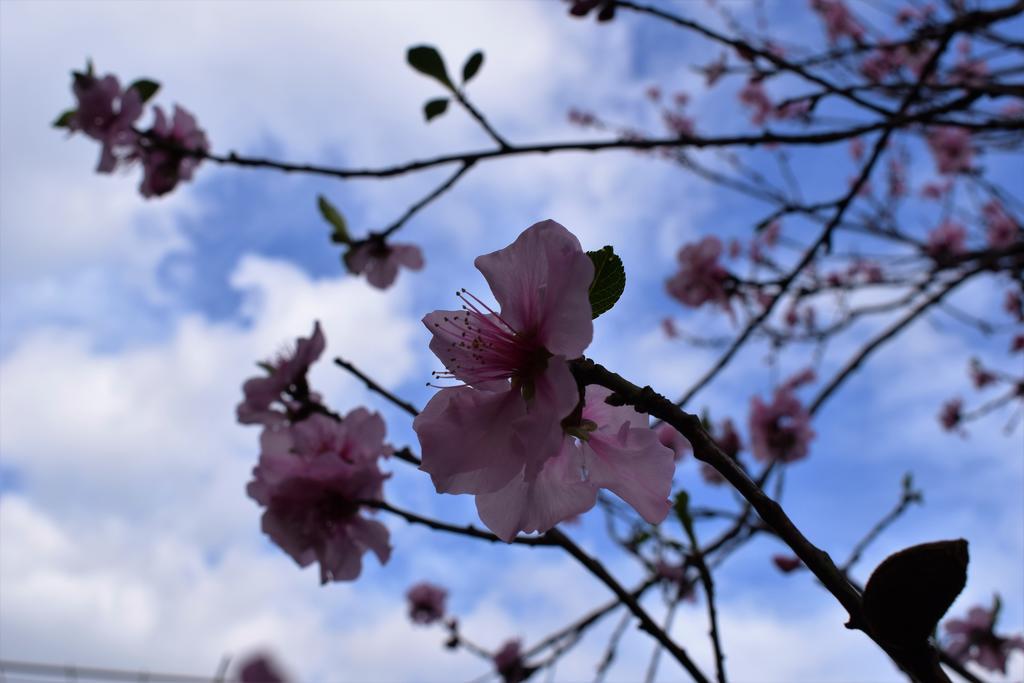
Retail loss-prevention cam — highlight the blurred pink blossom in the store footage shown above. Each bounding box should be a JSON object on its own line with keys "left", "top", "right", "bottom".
{"left": 944, "top": 603, "right": 1024, "bottom": 673}
{"left": 749, "top": 388, "right": 814, "bottom": 463}
{"left": 406, "top": 582, "right": 448, "bottom": 625}
{"left": 666, "top": 236, "right": 733, "bottom": 312}
{"left": 344, "top": 240, "right": 424, "bottom": 289}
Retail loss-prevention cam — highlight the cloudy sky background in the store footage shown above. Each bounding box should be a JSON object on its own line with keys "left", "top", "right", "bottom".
{"left": 1, "top": 1, "right": 1021, "bottom": 681}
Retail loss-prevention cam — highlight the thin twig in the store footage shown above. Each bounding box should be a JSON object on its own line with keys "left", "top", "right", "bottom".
{"left": 334, "top": 357, "right": 420, "bottom": 417}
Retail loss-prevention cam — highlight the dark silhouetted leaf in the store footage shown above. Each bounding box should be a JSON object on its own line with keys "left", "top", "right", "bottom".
{"left": 462, "top": 51, "right": 484, "bottom": 83}
{"left": 424, "top": 97, "right": 449, "bottom": 122}
{"left": 862, "top": 539, "right": 968, "bottom": 648}
{"left": 128, "top": 79, "right": 161, "bottom": 104}
{"left": 317, "top": 195, "right": 350, "bottom": 244}
{"left": 406, "top": 45, "right": 453, "bottom": 90}
{"left": 52, "top": 109, "right": 76, "bottom": 129}
{"left": 587, "top": 246, "right": 625, "bottom": 319}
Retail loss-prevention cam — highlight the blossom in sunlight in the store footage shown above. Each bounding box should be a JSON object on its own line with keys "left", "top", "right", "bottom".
{"left": 939, "top": 398, "right": 963, "bottom": 432}
{"left": 137, "top": 104, "right": 209, "bottom": 198}
{"left": 493, "top": 639, "right": 531, "bottom": 683}
{"left": 925, "top": 221, "right": 968, "bottom": 261}
{"left": 810, "top": 0, "right": 864, "bottom": 44}
{"left": 237, "top": 322, "right": 326, "bottom": 426}
{"left": 406, "top": 581, "right": 448, "bottom": 625}
{"left": 656, "top": 423, "right": 690, "bottom": 461}
{"left": 67, "top": 70, "right": 143, "bottom": 173}
{"left": 666, "top": 236, "right": 733, "bottom": 312}
{"left": 238, "top": 653, "right": 288, "bottom": 683}
{"left": 414, "top": 220, "right": 594, "bottom": 516}
{"left": 982, "top": 201, "right": 1020, "bottom": 249}
{"left": 344, "top": 239, "right": 425, "bottom": 289}
{"left": 944, "top": 602, "right": 1024, "bottom": 674}
{"left": 749, "top": 387, "right": 815, "bottom": 463}
{"left": 927, "top": 126, "right": 974, "bottom": 175}
{"left": 246, "top": 409, "right": 392, "bottom": 583}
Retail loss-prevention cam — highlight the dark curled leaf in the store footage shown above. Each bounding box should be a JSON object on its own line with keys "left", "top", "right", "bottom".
{"left": 462, "top": 51, "right": 484, "bottom": 84}
{"left": 587, "top": 246, "right": 625, "bottom": 319}
{"left": 52, "top": 109, "right": 76, "bottom": 129}
{"left": 128, "top": 78, "right": 160, "bottom": 104}
{"left": 406, "top": 45, "right": 453, "bottom": 90}
{"left": 862, "top": 539, "right": 968, "bottom": 648}
{"left": 317, "top": 195, "right": 350, "bottom": 244}
{"left": 423, "top": 97, "right": 449, "bottom": 122}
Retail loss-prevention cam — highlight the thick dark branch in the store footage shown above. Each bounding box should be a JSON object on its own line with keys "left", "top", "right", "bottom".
{"left": 571, "top": 358, "right": 951, "bottom": 682}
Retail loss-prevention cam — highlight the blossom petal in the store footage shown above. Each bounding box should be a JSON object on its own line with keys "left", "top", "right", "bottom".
{"left": 476, "top": 440, "right": 597, "bottom": 542}
{"left": 474, "top": 220, "right": 594, "bottom": 358}
{"left": 414, "top": 386, "right": 528, "bottom": 495}
{"left": 582, "top": 422, "right": 674, "bottom": 524}
{"left": 521, "top": 356, "right": 582, "bottom": 480}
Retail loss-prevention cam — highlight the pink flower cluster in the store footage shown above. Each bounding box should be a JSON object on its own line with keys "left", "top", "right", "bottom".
{"left": 238, "top": 323, "right": 393, "bottom": 582}
{"left": 60, "top": 64, "right": 208, "bottom": 198}
{"left": 414, "top": 221, "right": 675, "bottom": 541}
{"left": 927, "top": 127, "right": 974, "bottom": 175}
{"left": 749, "top": 373, "right": 815, "bottom": 464}
{"left": 982, "top": 201, "right": 1020, "bottom": 249}
{"left": 925, "top": 221, "right": 967, "bottom": 262}
{"left": 666, "top": 236, "right": 733, "bottom": 313}
{"left": 944, "top": 602, "right": 1024, "bottom": 674}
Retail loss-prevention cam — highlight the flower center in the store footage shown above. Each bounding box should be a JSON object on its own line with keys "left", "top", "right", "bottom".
{"left": 430, "top": 288, "right": 548, "bottom": 388}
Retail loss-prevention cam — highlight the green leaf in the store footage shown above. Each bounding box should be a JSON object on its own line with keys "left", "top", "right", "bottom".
{"left": 862, "top": 539, "right": 968, "bottom": 648}
{"left": 128, "top": 78, "right": 161, "bottom": 104}
{"left": 587, "top": 246, "right": 626, "bottom": 319}
{"left": 424, "top": 97, "right": 449, "bottom": 122}
{"left": 52, "top": 109, "right": 76, "bottom": 129}
{"left": 673, "top": 491, "right": 695, "bottom": 536}
{"left": 462, "top": 51, "right": 484, "bottom": 83}
{"left": 317, "top": 195, "right": 351, "bottom": 244}
{"left": 406, "top": 45, "right": 453, "bottom": 90}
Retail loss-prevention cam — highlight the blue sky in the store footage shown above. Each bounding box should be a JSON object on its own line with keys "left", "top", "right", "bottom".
{"left": 1, "top": 1, "right": 1022, "bottom": 681}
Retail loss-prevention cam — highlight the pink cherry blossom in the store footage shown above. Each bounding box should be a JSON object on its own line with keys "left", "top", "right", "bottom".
{"left": 344, "top": 240, "right": 424, "bottom": 289}
{"left": 715, "top": 418, "right": 743, "bottom": 458}
{"left": 944, "top": 603, "right": 1024, "bottom": 673}
{"left": 1012, "top": 335, "right": 1024, "bottom": 353}
{"left": 982, "top": 201, "right": 1020, "bottom": 249}
{"left": 772, "top": 554, "right": 803, "bottom": 573}
{"left": 406, "top": 582, "right": 448, "bottom": 625}
{"left": 927, "top": 126, "right": 974, "bottom": 175}
{"left": 414, "top": 220, "right": 594, "bottom": 521}
{"left": 494, "top": 639, "right": 530, "bottom": 683}
{"left": 666, "top": 236, "right": 733, "bottom": 312}
{"left": 238, "top": 653, "right": 288, "bottom": 683}
{"left": 137, "top": 105, "right": 209, "bottom": 198}
{"left": 925, "top": 221, "right": 968, "bottom": 261}
{"left": 810, "top": 0, "right": 865, "bottom": 44}
{"left": 939, "top": 398, "right": 963, "bottom": 432}
{"left": 237, "top": 322, "right": 326, "bottom": 426}
{"left": 749, "top": 388, "right": 815, "bottom": 463}
{"left": 68, "top": 71, "right": 143, "bottom": 173}
{"left": 738, "top": 79, "right": 773, "bottom": 126}
{"left": 246, "top": 409, "right": 392, "bottom": 583}
{"left": 657, "top": 423, "right": 690, "bottom": 461}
